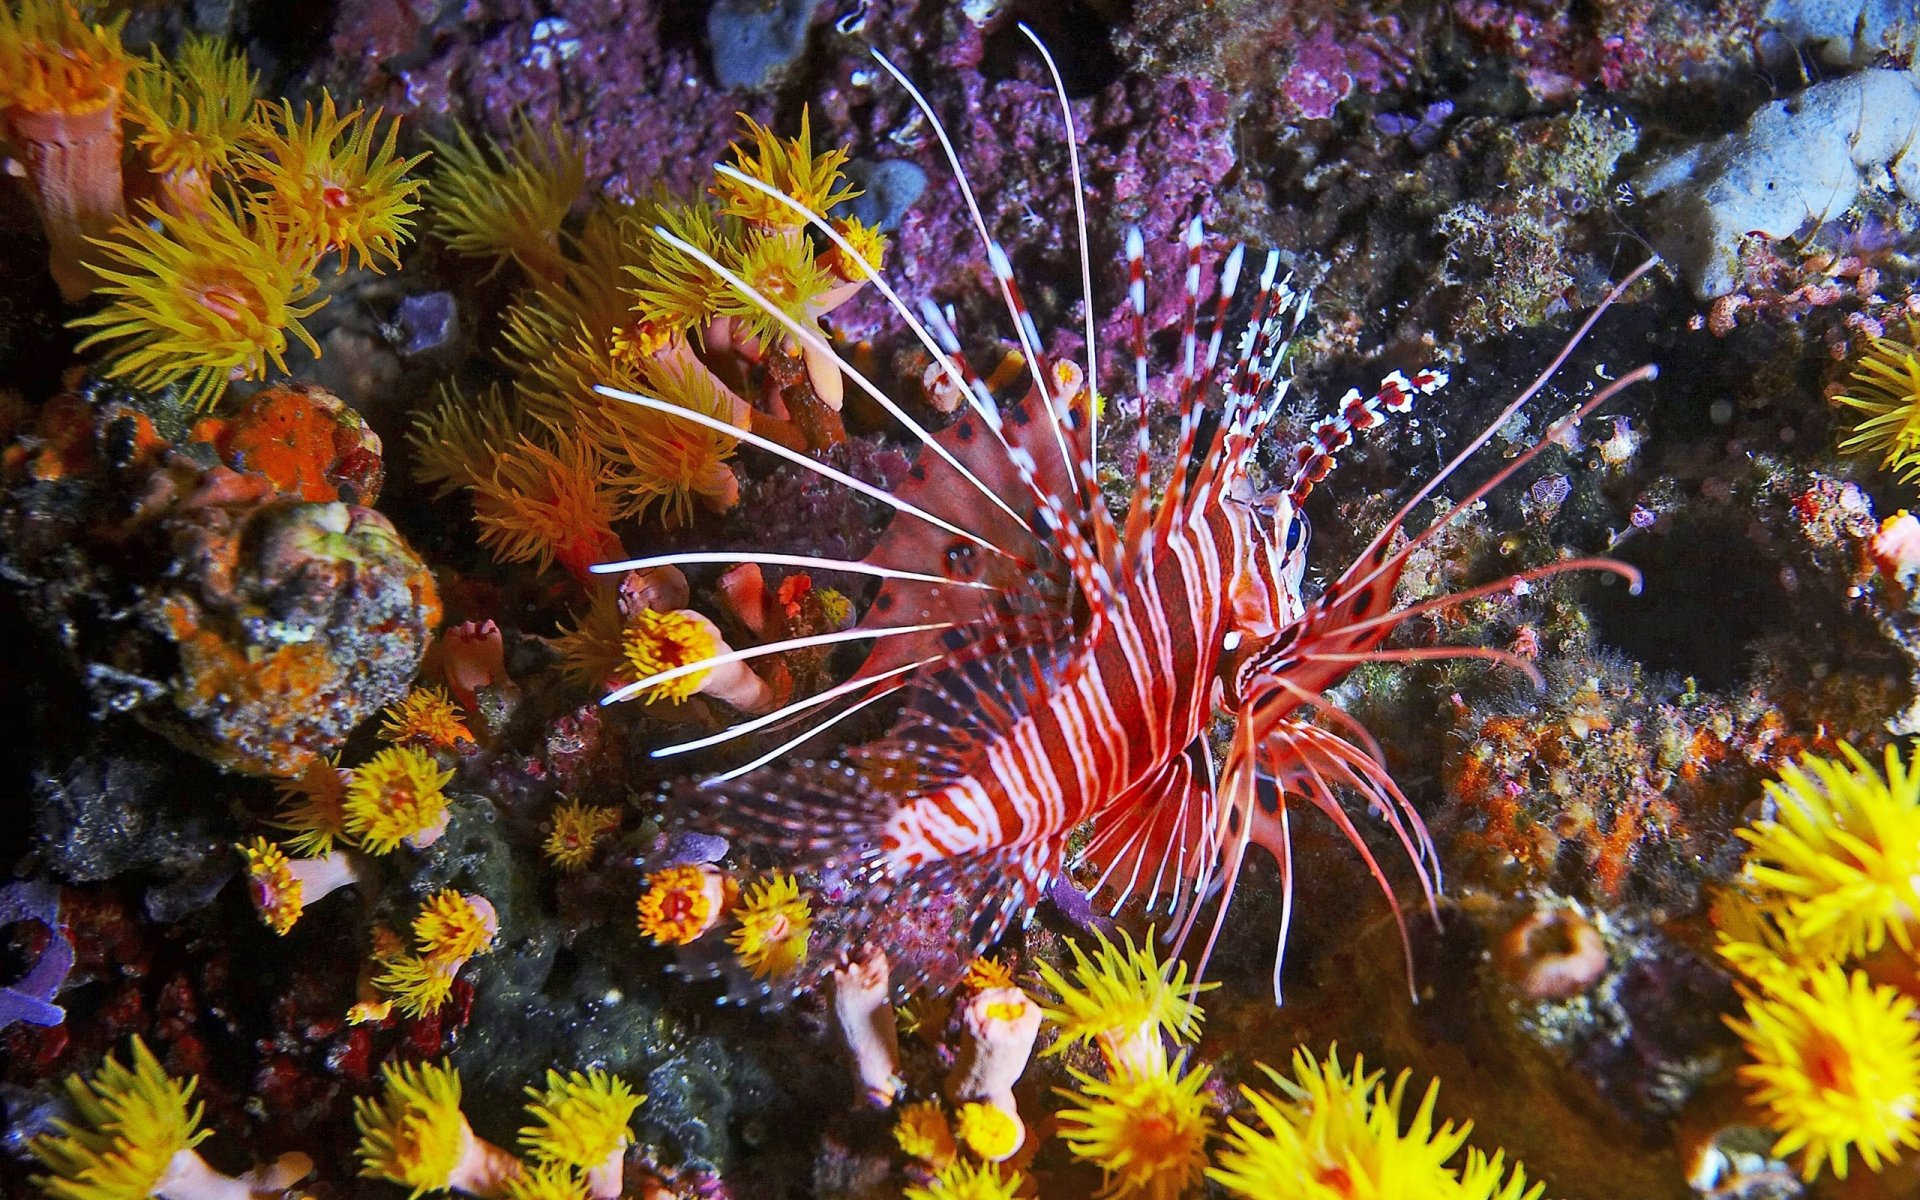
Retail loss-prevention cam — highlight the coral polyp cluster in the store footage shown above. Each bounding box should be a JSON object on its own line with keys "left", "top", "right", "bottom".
{"left": 411, "top": 107, "right": 889, "bottom": 582}
{"left": 1713, "top": 742, "right": 1920, "bottom": 1182}
{"left": 1, "top": 10, "right": 425, "bottom": 402}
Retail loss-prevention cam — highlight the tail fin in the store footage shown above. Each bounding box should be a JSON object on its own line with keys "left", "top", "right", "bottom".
{"left": 683, "top": 763, "right": 1051, "bottom": 999}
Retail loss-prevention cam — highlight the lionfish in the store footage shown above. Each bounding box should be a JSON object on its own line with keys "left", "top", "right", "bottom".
{"left": 593, "top": 29, "right": 1655, "bottom": 1000}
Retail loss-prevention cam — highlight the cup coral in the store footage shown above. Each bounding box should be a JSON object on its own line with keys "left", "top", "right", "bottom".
{"left": 271, "top": 757, "right": 351, "bottom": 856}
{"left": 1726, "top": 964, "right": 1920, "bottom": 1180}
{"left": 0, "top": 0, "right": 133, "bottom": 299}
{"left": 235, "top": 837, "right": 369, "bottom": 935}
{"left": 1034, "top": 928, "right": 1213, "bottom": 1077}
{"left": 470, "top": 436, "right": 624, "bottom": 584}
{"left": 1207, "top": 1047, "right": 1543, "bottom": 1200}
{"left": 1836, "top": 324, "right": 1920, "bottom": 483}
{"left": 241, "top": 93, "right": 425, "bottom": 273}
{"left": 894, "top": 1100, "right": 958, "bottom": 1170}
{"left": 1055, "top": 1047, "right": 1215, "bottom": 1200}
{"left": 30, "top": 1036, "right": 313, "bottom": 1200}
{"left": 728, "top": 872, "right": 812, "bottom": 980}
{"left": 900, "top": 1161, "right": 1025, "bottom": 1200}
{"left": 343, "top": 745, "right": 456, "bottom": 855}
{"left": 121, "top": 33, "right": 255, "bottom": 212}
{"left": 518, "top": 1068, "right": 644, "bottom": 1198}
{"left": 429, "top": 119, "right": 584, "bottom": 285}
{"left": 378, "top": 685, "right": 476, "bottom": 752}
{"left": 834, "top": 949, "right": 903, "bottom": 1107}
{"left": 374, "top": 889, "right": 497, "bottom": 1018}
{"left": 1738, "top": 742, "right": 1920, "bottom": 965}
{"left": 636, "top": 863, "right": 735, "bottom": 946}
{"left": 70, "top": 201, "right": 323, "bottom": 410}
{"left": 354, "top": 1059, "right": 522, "bottom": 1198}
{"left": 952, "top": 1101, "right": 1022, "bottom": 1163}
{"left": 543, "top": 801, "right": 622, "bottom": 872}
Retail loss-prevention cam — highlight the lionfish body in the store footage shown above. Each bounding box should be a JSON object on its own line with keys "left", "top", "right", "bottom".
{"left": 597, "top": 34, "right": 1651, "bottom": 1000}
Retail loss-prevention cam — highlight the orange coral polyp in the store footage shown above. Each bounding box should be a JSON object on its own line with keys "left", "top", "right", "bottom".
{"left": 636, "top": 863, "right": 733, "bottom": 945}
{"left": 343, "top": 746, "right": 454, "bottom": 855}
{"left": 0, "top": 0, "right": 132, "bottom": 115}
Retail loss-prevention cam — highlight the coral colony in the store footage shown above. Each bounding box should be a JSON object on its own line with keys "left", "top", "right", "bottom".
{"left": 12, "top": 2, "right": 1920, "bottom": 1200}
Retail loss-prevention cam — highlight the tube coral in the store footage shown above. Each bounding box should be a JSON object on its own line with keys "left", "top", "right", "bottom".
{"left": 636, "top": 863, "right": 734, "bottom": 946}
{"left": 354, "top": 1059, "right": 521, "bottom": 1199}
{"left": 271, "top": 758, "right": 351, "bottom": 857}
{"left": 1726, "top": 964, "right": 1920, "bottom": 1180}
{"left": 342, "top": 746, "right": 455, "bottom": 855}
{"left": 894, "top": 1100, "right": 958, "bottom": 1170}
{"left": 1207, "top": 1047, "right": 1542, "bottom": 1200}
{"left": 70, "top": 201, "right": 322, "bottom": 409}
{"left": 242, "top": 92, "right": 426, "bottom": 273}
{"left": 378, "top": 685, "right": 476, "bottom": 752}
{"left": 0, "top": 0, "right": 133, "bottom": 299}
{"left": 518, "top": 1068, "right": 643, "bottom": 1197}
{"left": 901, "top": 1161, "right": 1025, "bottom": 1200}
{"left": 30, "top": 1036, "right": 312, "bottom": 1200}
{"left": 471, "top": 436, "right": 624, "bottom": 584}
{"left": 713, "top": 110, "right": 857, "bottom": 231}
{"left": 1034, "top": 928, "right": 1213, "bottom": 1077}
{"left": 122, "top": 34, "right": 256, "bottom": 211}
{"left": 543, "top": 801, "right": 622, "bottom": 872}
{"left": 1738, "top": 742, "right": 1920, "bottom": 965}
{"left": 1055, "top": 1049, "right": 1214, "bottom": 1200}
{"left": 236, "top": 837, "right": 368, "bottom": 935}
{"left": 428, "top": 119, "right": 584, "bottom": 285}
{"left": 728, "top": 873, "right": 812, "bottom": 980}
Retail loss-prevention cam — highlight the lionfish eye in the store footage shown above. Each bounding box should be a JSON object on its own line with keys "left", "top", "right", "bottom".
{"left": 1284, "top": 516, "right": 1306, "bottom": 553}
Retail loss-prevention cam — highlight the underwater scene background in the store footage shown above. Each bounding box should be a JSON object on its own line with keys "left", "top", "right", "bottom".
{"left": 4, "top": 1, "right": 1920, "bottom": 1198}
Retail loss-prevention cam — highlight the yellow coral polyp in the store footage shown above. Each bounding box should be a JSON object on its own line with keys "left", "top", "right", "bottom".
{"left": 716, "top": 109, "right": 857, "bottom": 228}
{"left": 343, "top": 745, "right": 454, "bottom": 855}
{"left": 624, "top": 196, "right": 730, "bottom": 335}
{"left": 963, "top": 956, "right": 1017, "bottom": 992}
{"left": 1740, "top": 742, "right": 1920, "bottom": 965}
{"left": 428, "top": 119, "right": 585, "bottom": 284}
{"left": 0, "top": 0, "right": 132, "bottom": 115}
{"left": 372, "top": 952, "right": 459, "bottom": 1017}
{"left": 29, "top": 1036, "right": 209, "bottom": 1200}
{"left": 635, "top": 863, "right": 732, "bottom": 946}
{"left": 1208, "top": 1048, "right": 1477, "bottom": 1200}
{"left": 501, "top": 1163, "right": 591, "bottom": 1200}
{"left": 354, "top": 1059, "right": 467, "bottom": 1197}
{"left": 620, "top": 608, "right": 719, "bottom": 703}
{"left": 716, "top": 229, "right": 834, "bottom": 350}
{"left": 902, "top": 1161, "right": 1026, "bottom": 1200}
{"left": 408, "top": 380, "right": 525, "bottom": 499}
{"left": 517, "top": 1068, "right": 644, "bottom": 1173}
{"left": 543, "top": 800, "right": 622, "bottom": 871}
{"left": 1727, "top": 964, "right": 1920, "bottom": 1181}
{"left": 826, "top": 216, "right": 889, "bottom": 279}
{"left": 411, "top": 889, "right": 497, "bottom": 962}
{"left": 953, "top": 1101, "right": 1022, "bottom": 1163}
{"left": 123, "top": 33, "right": 257, "bottom": 185}
{"left": 243, "top": 92, "right": 426, "bottom": 272}
{"left": 1056, "top": 1050, "right": 1214, "bottom": 1200}
{"left": 273, "top": 757, "right": 350, "bottom": 857}
{"left": 236, "top": 836, "right": 303, "bottom": 934}
{"left": 894, "top": 1099, "right": 958, "bottom": 1168}
{"left": 1836, "top": 325, "right": 1920, "bottom": 484}
{"left": 1035, "top": 927, "right": 1213, "bottom": 1073}
{"left": 71, "top": 202, "right": 323, "bottom": 409}
{"left": 379, "top": 685, "right": 476, "bottom": 751}
{"left": 728, "top": 873, "right": 812, "bottom": 979}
